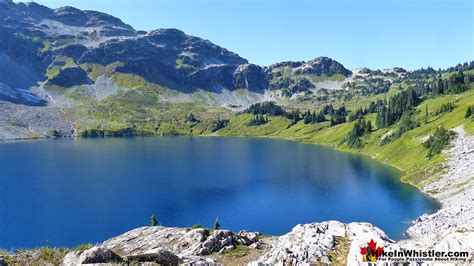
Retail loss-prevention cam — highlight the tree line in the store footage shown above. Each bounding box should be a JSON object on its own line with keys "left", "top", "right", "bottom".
{"left": 302, "top": 104, "right": 347, "bottom": 126}
{"left": 432, "top": 70, "right": 470, "bottom": 95}
{"left": 245, "top": 102, "right": 302, "bottom": 124}
{"left": 375, "top": 87, "right": 420, "bottom": 129}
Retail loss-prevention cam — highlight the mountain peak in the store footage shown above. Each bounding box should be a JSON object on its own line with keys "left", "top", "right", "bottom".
{"left": 0, "top": 2, "right": 351, "bottom": 97}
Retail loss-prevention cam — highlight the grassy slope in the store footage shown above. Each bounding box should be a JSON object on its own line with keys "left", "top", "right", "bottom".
{"left": 218, "top": 114, "right": 295, "bottom": 137}
{"left": 219, "top": 85, "right": 474, "bottom": 187}
{"left": 66, "top": 65, "right": 473, "bottom": 187}
{"left": 67, "top": 71, "right": 232, "bottom": 136}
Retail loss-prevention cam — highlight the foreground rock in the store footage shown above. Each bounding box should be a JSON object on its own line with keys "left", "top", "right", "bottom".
{"left": 251, "top": 221, "right": 394, "bottom": 265}
{"left": 63, "top": 226, "right": 263, "bottom": 265}
{"left": 61, "top": 222, "right": 395, "bottom": 265}
{"left": 63, "top": 247, "right": 122, "bottom": 265}
{"left": 125, "top": 248, "right": 180, "bottom": 264}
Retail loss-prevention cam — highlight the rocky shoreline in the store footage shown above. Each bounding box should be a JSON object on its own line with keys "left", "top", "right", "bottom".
{"left": 400, "top": 126, "right": 474, "bottom": 256}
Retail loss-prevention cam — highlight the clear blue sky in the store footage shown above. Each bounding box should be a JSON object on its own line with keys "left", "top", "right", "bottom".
{"left": 30, "top": 0, "right": 473, "bottom": 70}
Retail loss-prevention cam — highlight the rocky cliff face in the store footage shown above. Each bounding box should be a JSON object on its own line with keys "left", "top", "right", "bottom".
{"left": 77, "top": 28, "right": 252, "bottom": 91}
{"left": 0, "top": 1, "right": 352, "bottom": 102}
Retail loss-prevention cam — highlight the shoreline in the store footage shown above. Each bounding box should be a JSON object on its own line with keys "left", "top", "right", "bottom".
{"left": 0, "top": 127, "right": 472, "bottom": 264}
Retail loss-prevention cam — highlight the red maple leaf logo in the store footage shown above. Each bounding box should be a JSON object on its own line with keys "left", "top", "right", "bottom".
{"left": 368, "top": 239, "right": 377, "bottom": 251}
{"left": 360, "top": 246, "right": 367, "bottom": 255}
{"left": 360, "top": 239, "right": 384, "bottom": 262}
{"left": 377, "top": 246, "right": 384, "bottom": 256}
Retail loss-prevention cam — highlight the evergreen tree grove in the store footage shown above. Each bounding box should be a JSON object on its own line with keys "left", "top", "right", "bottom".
{"left": 423, "top": 127, "right": 454, "bottom": 158}
{"left": 343, "top": 117, "right": 371, "bottom": 148}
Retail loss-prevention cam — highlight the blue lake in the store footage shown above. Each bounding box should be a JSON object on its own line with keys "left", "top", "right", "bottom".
{"left": 0, "top": 137, "right": 438, "bottom": 248}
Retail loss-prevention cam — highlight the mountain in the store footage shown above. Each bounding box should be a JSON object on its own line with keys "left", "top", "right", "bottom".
{"left": 0, "top": 0, "right": 352, "bottom": 106}
{"left": 0, "top": 1, "right": 471, "bottom": 142}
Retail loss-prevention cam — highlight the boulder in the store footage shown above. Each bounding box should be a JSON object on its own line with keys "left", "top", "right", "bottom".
{"left": 125, "top": 248, "right": 180, "bottom": 264}
{"left": 62, "top": 247, "right": 122, "bottom": 265}
{"left": 198, "top": 230, "right": 236, "bottom": 255}
{"left": 237, "top": 231, "right": 261, "bottom": 246}
{"left": 99, "top": 226, "right": 210, "bottom": 257}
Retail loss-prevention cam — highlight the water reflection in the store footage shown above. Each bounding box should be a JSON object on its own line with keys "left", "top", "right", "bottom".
{"left": 0, "top": 137, "right": 438, "bottom": 248}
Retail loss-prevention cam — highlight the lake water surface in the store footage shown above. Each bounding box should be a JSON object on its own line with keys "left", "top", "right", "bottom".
{"left": 0, "top": 137, "right": 438, "bottom": 248}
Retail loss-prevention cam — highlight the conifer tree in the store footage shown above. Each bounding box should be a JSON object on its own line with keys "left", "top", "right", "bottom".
{"left": 214, "top": 217, "right": 221, "bottom": 230}
{"left": 151, "top": 214, "right": 158, "bottom": 226}
{"left": 424, "top": 105, "right": 428, "bottom": 124}
{"left": 466, "top": 107, "right": 473, "bottom": 118}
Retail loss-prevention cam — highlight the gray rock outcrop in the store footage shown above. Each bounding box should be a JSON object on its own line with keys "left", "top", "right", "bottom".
{"left": 125, "top": 248, "right": 180, "bottom": 264}
{"left": 62, "top": 247, "right": 122, "bottom": 265}
{"left": 253, "top": 221, "right": 394, "bottom": 265}
{"left": 63, "top": 226, "right": 262, "bottom": 265}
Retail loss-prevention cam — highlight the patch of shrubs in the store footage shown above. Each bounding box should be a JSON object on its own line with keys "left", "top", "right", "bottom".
{"left": 423, "top": 127, "right": 455, "bottom": 158}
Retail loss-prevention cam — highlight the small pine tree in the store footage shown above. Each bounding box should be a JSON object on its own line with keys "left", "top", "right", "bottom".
{"left": 424, "top": 105, "right": 428, "bottom": 124}
{"left": 151, "top": 214, "right": 158, "bottom": 226}
{"left": 214, "top": 217, "right": 221, "bottom": 230}
{"left": 466, "top": 107, "right": 472, "bottom": 118}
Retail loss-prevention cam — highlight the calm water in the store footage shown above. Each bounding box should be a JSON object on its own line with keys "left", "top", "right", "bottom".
{"left": 0, "top": 137, "right": 438, "bottom": 248}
